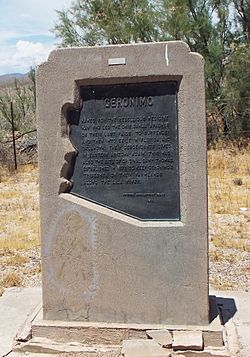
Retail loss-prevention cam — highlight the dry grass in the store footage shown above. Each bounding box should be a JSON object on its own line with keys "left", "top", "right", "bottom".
{"left": 0, "top": 163, "right": 40, "bottom": 293}
{"left": 2, "top": 254, "right": 29, "bottom": 266}
{"left": 208, "top": 142, "right": 250, "bottom": 290}
{"left": 212, "top": 235, "right": 250, "bottom": 251}
{"left": 2, "top": 272, "right": 23, "bottom": 287}
{"left": 0, "top": 163, "right": 39, "bottom": 246}
{"left": 209, "top": 276, "right": 234, "bottom": 290}
{"left": 210, "top": 250, "right": 241, "bottom": 264}
{"left": 208, "top": 142, "right": 249, "bottom": 215}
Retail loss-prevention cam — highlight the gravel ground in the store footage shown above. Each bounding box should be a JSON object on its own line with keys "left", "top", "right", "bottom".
{"left": 209, "top": 210, "right": 250, "bottom": 291}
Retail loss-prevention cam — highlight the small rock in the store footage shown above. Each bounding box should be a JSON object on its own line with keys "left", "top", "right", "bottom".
{"left": 146, "top": 329, "right": 172, "bottom": 348}
{"left": 172, "top": 330, "right": 203, "bottom": 351}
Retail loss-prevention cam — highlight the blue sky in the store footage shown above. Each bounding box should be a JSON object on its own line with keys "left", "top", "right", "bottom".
{"left": 0, "top": 0, "right": 72, "bottom": 74}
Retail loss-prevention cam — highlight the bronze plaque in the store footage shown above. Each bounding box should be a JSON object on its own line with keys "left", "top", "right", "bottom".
{"left": 68, "top": 81, "right": 180, "bottom": 220}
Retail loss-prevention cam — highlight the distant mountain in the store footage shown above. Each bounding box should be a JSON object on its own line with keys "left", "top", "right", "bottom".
{"left": 0, "top": 73, "right": 29, "bottom": 86}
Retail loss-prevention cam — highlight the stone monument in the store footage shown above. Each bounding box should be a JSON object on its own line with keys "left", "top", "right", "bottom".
{"left": 37, "top": 41, "right": 208, "bottom": 326}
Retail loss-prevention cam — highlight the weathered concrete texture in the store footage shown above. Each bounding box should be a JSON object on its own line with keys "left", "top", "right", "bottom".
{"left": 37, "top": 41, "right": 208, "bottom": 325}
{"left": 146, "top": 329, "right": 173, "bottom": 348}
{"left": 0, "top": 287, "right": 41, "bottom": 356}
{"left": 175, "top": 349, "right": 230, "bottom": 357}
{"left": 172, "top": 330, "right": 203, "bottom": 351}
{"left": 30, "top": 304, "right": 223, "bottom": 345}
{"left": 4, "top": 288, "right": 248, "bottom": 357}
{"left": 14, "top": 336, "right": 121, "bottom": 354}
{"left": 121, "top": 339, "right": 171, "bottom": 357}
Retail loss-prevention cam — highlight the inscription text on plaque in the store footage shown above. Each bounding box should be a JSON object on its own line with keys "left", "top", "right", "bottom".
{"left": 68, "top": 81, "right": 180, "bottom": 220}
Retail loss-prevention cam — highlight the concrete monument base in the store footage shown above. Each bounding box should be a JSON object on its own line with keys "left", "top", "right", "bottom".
{"left": 13, "top": 297, "right": 232, "bottom": 356}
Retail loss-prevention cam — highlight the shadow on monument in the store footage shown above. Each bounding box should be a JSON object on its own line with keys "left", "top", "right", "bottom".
{"left": 209, "top": 295, "right": 237, "bottom": 325}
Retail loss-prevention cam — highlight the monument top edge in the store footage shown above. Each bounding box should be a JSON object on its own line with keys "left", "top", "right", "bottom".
{"left": 36, "top": 40, "right": 204, "bottom": 89}
{"left": 37, "top": 40, "right": 204, "bottom": 76}
{"left": 42, "top": 41, "right": 191, "bottom": 64}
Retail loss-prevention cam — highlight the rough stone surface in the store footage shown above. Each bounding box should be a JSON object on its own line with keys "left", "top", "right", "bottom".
{"left": 14, "top": 336, "right": 120, "bottom": 354}
{"left": 31, "top": 308, "right": 223, "bottom": 347}
{"left": 146, "top": 329, "right": 173, "bottom": 348}
{"left": 16, "top": 301, "right": 42, "bottom": 342}
{"left": 203, "top": 331, "right": 224, "bottom": 348}
{"left": 175, "top": 348, "right": 230, "bottom": 357}
{"left": 121, "top": 339, "right": 171, "bottom": 356}
{"left": 0, "top": 287, "right": 41, "bottom": 356}
{"left": 173, "top": 330, "right": 203, "bottom": 351}
{"left": 2, "top": 288, "right": 246, "bottom": 357}
{"left": 37, "top": 41, "right": 208, "bottom": 325}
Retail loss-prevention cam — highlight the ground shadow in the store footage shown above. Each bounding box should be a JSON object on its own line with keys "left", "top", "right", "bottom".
{"left": 209, "top": 295, "right": 237, "bottom": 324}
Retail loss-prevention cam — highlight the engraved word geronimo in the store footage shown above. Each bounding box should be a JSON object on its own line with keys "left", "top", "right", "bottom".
{"left": 105, "top": 96, "right": 153, "bottom": 108}
{"left": 69, "top": 81, "right": 180, "bottom": 220}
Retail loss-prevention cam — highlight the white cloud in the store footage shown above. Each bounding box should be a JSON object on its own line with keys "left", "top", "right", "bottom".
{"left": 0, "top": 0, "right": 73, "bottom": 73}
{"left": 16, "top": 40, "right": 43, "bottom": 54}
{"left": 0, "top": 40, "right": 54, "bottom": 74}
{"left": 15, "top": 40, "right": 52, "bottom": 63}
